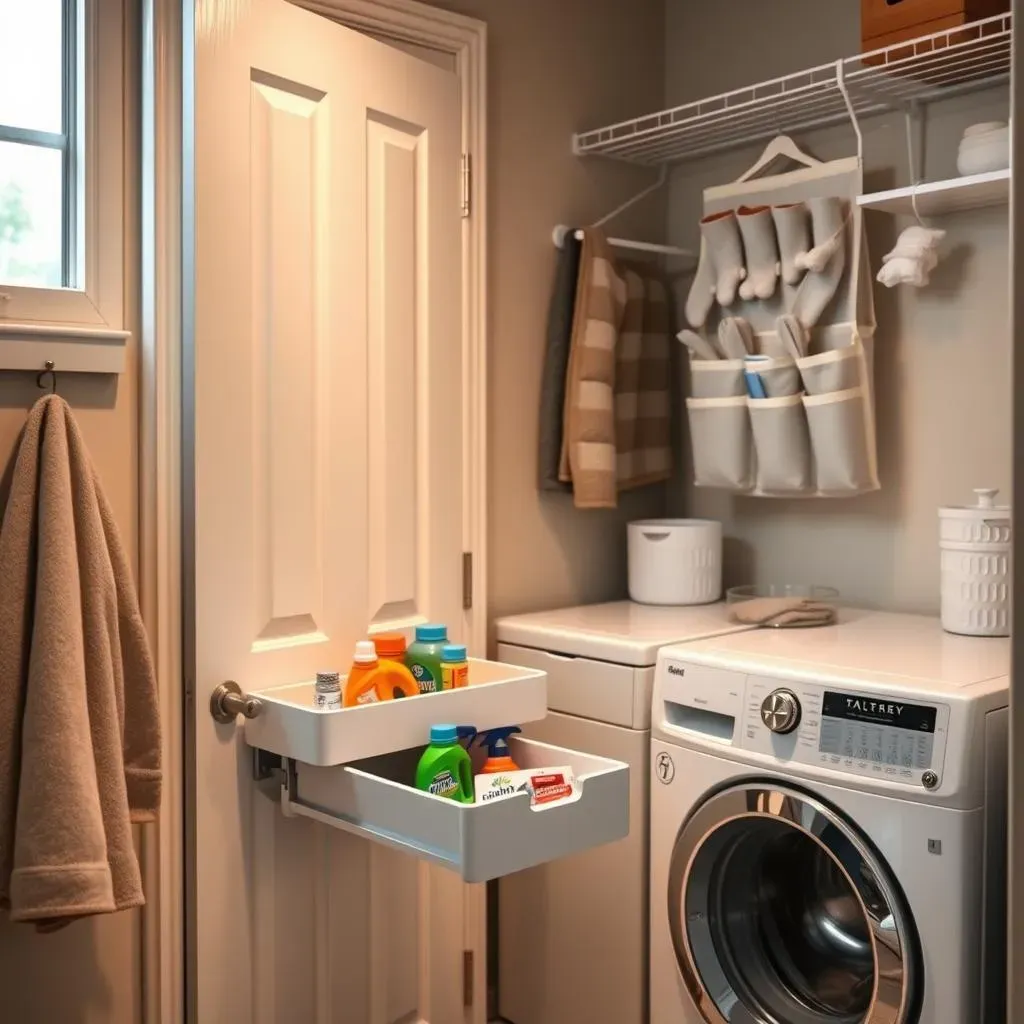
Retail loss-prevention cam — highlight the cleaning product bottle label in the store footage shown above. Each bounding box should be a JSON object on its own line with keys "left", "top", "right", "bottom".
{"left": 356, "top": 690, "right": 379, "bottom": 706}
{"left": 410, "top": 663, "right": 438, "bottom": 694}
{"left": 442, "top": 664, "right": 468, "bottom": 690}
{"left": 476, "top": 774, "right": 528, "bottom": 804}
{"left": 473, "top": 767, "right": 576, "bottom": 806}
{"left": 314, "top": 671, "right": 342, "bottom": 711}
{"left": 428, "top": 769, "right": 459, "bottom": 798}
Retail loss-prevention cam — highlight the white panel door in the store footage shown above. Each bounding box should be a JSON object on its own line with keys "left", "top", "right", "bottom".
{"left": 190, "top": 0, "right": 465, "bottom": 1020}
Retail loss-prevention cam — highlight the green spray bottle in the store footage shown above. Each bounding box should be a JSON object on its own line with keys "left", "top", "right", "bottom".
{"left": 415, "top": 724, "right": 475, "bottom": 802}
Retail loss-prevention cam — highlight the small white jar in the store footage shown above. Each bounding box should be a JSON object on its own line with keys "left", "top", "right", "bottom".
{"left": 939, "top": 488, "right": 1011, "bottom": 637}
{"left": 627, "top": 519, "right": 722, "bottom": 606}
{"left": 956, "top": 121, "right": 1010, "bottom": 176}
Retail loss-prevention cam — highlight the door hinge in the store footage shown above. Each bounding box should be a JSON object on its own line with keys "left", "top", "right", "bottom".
{"left": 460, "top": 152, "right": 472, "bottom": 218}
{"left": 463, "top": 949, "right": 474, "bottom": 1008}
{"left": 462, "top": 551, "right": 473, "bottom": 610}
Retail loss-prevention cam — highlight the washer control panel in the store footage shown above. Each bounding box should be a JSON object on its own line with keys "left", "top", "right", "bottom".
{"left": 817, "top": 690, "right": 936, "bottom": 768}
{"left": 742, "top": 676, "right": 950, "bottom": 787}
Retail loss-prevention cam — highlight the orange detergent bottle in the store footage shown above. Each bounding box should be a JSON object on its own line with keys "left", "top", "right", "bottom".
{"left": 476, "top": 726, "right": 522, "bottom": 774}
{"left": 373, "top": 633, "right": 420, "bottom": 700}
{"left": 343, "top": 640, "right": 419, "bottom": 707}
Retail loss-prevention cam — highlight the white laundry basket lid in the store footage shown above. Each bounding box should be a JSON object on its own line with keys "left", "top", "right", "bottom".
{"left": 939, "top": 487, "right": 1010, "bottom": 520}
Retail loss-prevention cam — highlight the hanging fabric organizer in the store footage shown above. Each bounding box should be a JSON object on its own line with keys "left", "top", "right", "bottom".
{"left": 684, "top": 147, "right": 879, "bottom": 498}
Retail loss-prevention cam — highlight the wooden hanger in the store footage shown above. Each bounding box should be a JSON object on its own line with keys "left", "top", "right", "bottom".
{"left": 735, "top": 135, "right": 821, "bottom": 183}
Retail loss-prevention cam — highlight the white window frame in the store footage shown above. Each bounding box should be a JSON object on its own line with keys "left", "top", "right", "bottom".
{"left": 0, "top": 0, "right": 127, "bottom": 342}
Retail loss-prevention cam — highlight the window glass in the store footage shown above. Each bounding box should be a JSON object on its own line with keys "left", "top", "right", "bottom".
{"left": 0, "top": 0, "right": 64, "bottom": 135}
{"left": 0, "top": 142, "right": 63, "bottom": 288}
{"left": 0, "top": 0, "right": 68, "bottom": 288}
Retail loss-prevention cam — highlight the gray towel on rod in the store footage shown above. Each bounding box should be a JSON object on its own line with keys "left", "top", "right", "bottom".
{"left": 538, "top": 232, "right": 582, "bottom": 491}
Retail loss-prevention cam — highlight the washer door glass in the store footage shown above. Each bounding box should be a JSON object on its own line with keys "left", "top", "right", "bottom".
{"left": 668, "top": 783, "right": 918, "bottom": 1024}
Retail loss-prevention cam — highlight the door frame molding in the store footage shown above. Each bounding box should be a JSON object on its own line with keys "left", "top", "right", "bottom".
{"left": 140, "top": 1, "right": 185, "bottom": 1022}
{"left": 140, "top": 2, "right": 488, "bottom": 1021}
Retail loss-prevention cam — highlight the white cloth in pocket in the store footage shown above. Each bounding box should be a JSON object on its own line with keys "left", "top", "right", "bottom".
{"left": 686, "top": 396, "right": 753, "bottom": 490}
{"left": 690, "top": 358, "right": 746, "bottom": 398}
{"left": 798, "top": 343, "right": 862, "bottom": 396}
{"left": 745, "top": 356, "right": 801, "bottom": 398}
{"left": 748, "top": 395, "right": 812, "bottom": 493}
{"left": 803, "top": 387, "right": 876, "bottom": 493}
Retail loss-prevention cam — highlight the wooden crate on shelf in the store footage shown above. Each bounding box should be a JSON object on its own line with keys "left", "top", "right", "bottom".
{"left": 860, "top": 0, "right": 1009, "bottom": 70}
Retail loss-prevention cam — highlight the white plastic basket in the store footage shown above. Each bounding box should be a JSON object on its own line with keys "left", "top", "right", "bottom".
{"left": 627, "top": 519, "right": 722, "bottom": 606}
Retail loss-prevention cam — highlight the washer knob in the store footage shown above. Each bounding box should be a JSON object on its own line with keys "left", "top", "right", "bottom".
{"left": 760, "top": 689, "right": 802, "bottom": 734}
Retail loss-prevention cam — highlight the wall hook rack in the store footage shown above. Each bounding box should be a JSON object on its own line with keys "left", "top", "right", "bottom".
{"left": 0, "top": 323, "right": 129, "bottom": 376}
{"left": 36, "top": 361, "right": 57, "bottom": 395}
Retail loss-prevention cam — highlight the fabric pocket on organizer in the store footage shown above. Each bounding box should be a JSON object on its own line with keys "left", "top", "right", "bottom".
{"left": 744, "top": 356, "right": 801, "bottom": 398}
{"left": 748, "top": 395, "right": 812, "bottom": 494}
{"left": 690, "top": 359, "right": 746, "bottom": 399}
{"left": 797, "top": 343, "right": 862, "bottom": 396}
{"left": 686, "top": 396, "right": 753, "bottom": 490}
{"left": 803, "top": 387, "right": 875, "bottom": 494}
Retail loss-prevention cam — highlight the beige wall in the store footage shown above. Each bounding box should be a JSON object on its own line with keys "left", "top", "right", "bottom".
{"left": 425, "top": 0, "right": 670, "bottom": 634}
{"left": 665, "top": 0, "right": 1012, "bottom": 613}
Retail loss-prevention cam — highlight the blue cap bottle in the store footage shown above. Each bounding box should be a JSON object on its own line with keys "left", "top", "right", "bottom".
{"left": 406, "top": 624, "right": 450, "bottom": 694}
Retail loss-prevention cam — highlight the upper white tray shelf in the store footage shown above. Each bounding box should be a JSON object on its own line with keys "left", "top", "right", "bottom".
{"left": 574, "top": 14, "right": 1011, "bottom": 166}
{"left": 242, "top": 657, "right": 548, "bottom": 766}
{"left": 857, "top": 168, "right": 1010, "bottom": 216}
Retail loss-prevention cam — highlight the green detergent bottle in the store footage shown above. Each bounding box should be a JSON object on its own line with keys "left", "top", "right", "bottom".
{"left": 415, "top": 724, "right": 474, "bottom": 802}
{"left": 406, "top": 624, "right": 449, "bottom": 694}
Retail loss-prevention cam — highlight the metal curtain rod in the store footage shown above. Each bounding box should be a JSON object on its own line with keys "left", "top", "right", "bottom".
{"left": 552, "top": 224, "right": 695, "bottom": 260}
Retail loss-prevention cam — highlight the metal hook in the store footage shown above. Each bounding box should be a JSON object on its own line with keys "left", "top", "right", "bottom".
{"left": 36, "top": 361, "right": 57, "bottom": 395}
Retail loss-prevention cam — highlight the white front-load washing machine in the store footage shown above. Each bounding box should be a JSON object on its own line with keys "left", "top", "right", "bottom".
{"left": 649, "top": 610, "right": 1009, "bottom": 1024}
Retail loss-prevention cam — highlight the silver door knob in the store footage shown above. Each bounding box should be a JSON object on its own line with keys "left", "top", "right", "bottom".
{"left": 210, "top": 681, "right": 264, "bottom": 724}
{"left": 760, "top": 688, "right": 801, "bottom": 734}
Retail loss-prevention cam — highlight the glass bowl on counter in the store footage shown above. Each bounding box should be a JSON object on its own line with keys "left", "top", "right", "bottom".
{"left": 726, "top": 585, "right": 839, "bottom": 628}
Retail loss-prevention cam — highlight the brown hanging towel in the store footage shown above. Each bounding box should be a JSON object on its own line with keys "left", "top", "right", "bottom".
{"left": 0, "top": 395, "right": 161, "bottom": 929}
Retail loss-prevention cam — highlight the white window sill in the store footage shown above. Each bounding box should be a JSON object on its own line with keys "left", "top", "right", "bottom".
{"left": 0, "top": 321, "right": 129, "bottom": 374}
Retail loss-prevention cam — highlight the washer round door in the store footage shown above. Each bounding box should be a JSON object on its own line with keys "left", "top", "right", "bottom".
{"left": 668, "top": 782, "right": 920, "bottom": 1024}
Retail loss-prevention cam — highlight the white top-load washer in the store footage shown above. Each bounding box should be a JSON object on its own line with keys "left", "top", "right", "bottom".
{"left": 649, "top": 610, "right": 1010, "bottom": 1024}
{"left": 496, "top": 601, "right": 753, "bottom": 1024}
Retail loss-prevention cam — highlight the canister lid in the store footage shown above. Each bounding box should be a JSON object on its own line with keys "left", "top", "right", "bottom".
{"left": 939, "top": 488, "right": 1010, "bottom": 519}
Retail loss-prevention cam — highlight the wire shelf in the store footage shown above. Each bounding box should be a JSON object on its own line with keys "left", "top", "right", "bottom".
{"left": 573, "top": 14, "right": 1012, "bottom": 166}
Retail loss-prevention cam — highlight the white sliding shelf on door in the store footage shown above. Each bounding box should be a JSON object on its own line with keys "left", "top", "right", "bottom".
{"left": 572, "top": 14, "right": 1011, "bottom": 166}
{"left": 242, "top": 658, "right": 631, "bottom": 882}
{"left": 281, "top": 736, "right": 630, "bottom": 882}
{"left": 243, "top": 657, "right": 547, "bottom": 765}
{"left": 857, "top": 168, "right": 1010, "bottom": 216}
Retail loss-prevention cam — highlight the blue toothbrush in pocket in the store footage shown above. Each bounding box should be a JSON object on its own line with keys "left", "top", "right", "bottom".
{"left": 744, "top": 355, "right": 770, "bottom": 399}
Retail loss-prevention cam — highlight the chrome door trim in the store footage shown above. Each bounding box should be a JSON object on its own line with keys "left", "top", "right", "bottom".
{"left": 667, "top": 781, "right": 918, "bottom": 1024}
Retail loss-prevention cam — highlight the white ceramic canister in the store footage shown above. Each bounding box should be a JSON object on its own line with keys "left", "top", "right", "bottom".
{"left": 627, "top": 519, "right": 722, "bottom": 606}
{"left": 938, "top": 488, "right": 1011, "bottom": 637}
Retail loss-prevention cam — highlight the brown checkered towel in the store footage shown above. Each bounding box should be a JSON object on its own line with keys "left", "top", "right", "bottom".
{"left": 559, "top": 229, "right": 672, "bottom": 508}
{"left": 619, "top": 275, "right": 672, "bottom": 490}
